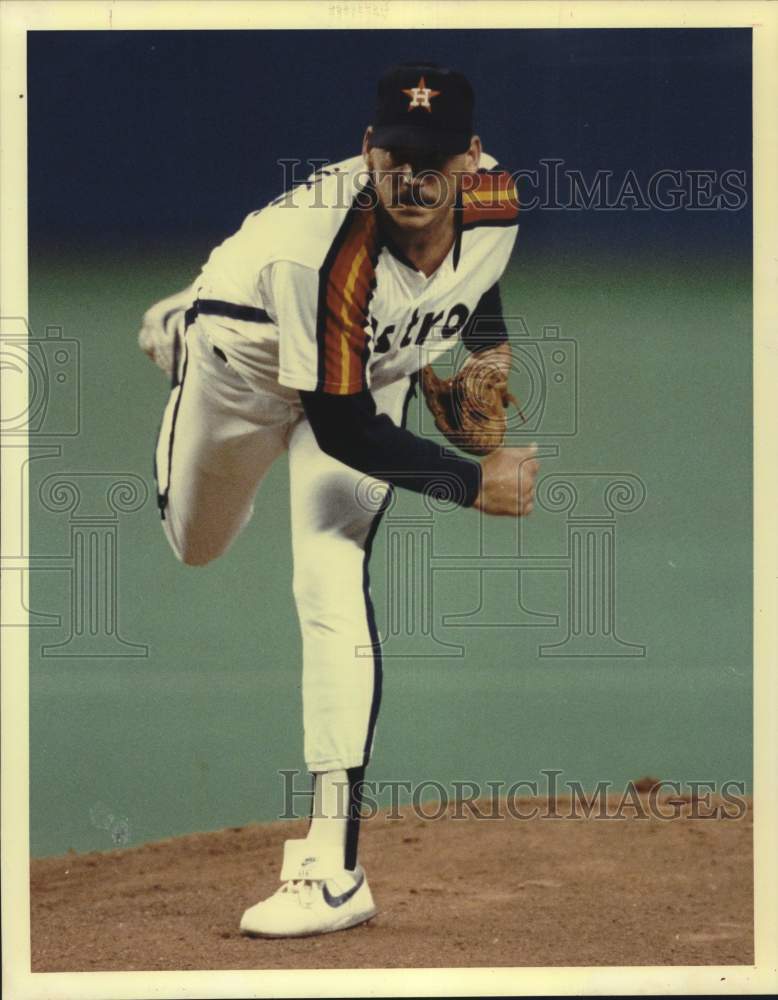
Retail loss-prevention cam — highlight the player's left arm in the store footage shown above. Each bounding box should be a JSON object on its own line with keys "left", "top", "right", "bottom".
{"left": 458, "top": 281, "right": 512, "bottom": 376}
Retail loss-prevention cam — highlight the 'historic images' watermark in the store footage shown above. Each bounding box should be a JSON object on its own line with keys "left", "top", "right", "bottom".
{"left": 278, "top": 769, "right": 749, "bottom": 823}
{"left": 271, "top": 158, "right": 748, "bottom": 213}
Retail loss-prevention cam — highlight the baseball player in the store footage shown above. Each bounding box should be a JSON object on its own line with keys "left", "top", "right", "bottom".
{"left": 138, "top": 64, "right": 538, "bottom": 938}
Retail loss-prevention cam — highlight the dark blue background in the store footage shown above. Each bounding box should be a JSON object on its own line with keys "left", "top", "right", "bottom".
{"left": 28, "top": 29, "right": 751, "bottom": 258}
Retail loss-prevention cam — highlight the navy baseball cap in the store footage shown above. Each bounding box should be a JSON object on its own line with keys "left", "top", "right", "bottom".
{"left": 371, "top": 63, "right": 475, "bottom": 154}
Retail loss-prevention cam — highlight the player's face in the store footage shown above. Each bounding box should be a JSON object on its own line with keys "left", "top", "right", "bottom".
{"left": 363, "top": 130, "right": 481, "bottom": 233}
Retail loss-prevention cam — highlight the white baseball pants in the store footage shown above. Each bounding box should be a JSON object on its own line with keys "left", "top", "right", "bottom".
{"left": 154, "top": 319, "right": 414, "bottom": 772}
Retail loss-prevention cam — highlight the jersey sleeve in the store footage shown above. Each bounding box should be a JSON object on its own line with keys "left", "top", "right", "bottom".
{"left": 269, "top": 203, "right": 380, "bottom": 395}
{"left": 263, "top": 262, "right": 323, "bottom": 392}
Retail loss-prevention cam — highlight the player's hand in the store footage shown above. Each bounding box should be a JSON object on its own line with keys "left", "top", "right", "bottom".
{"left": 472, "top": 444, "right": 539, "bottom": 516}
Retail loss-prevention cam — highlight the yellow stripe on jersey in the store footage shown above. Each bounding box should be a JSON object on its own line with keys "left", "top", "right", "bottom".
{"left": 317, "top": 206, "right": 379, "bottom": 394}
{"left": 337, "top": 244, "right": 369, "bottom": 393}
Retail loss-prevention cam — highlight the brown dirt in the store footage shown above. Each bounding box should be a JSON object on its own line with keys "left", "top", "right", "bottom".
{"left": 30, "top": 796, "right": 754, "bottom": 971}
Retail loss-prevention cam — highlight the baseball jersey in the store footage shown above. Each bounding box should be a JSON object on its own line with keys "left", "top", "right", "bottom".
{"left": 194, "top": 153, "right": 519, "bottom": 396}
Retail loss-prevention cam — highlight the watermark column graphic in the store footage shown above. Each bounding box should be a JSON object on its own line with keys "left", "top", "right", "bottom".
{"left": 2, "top": 443, "right": 63, "bottom": 627}
{"left": 38, "top": 473, "right": 148, "bottom": 657}
{"left": 438, "top": 452, "right": 562, "bottom": 632}
{"left": 534, "top": 474, "right": 646, "bottom": 657}
{"left": 1, "top": 316, "right": 149, "bottom": 656}
{"left": 368, "top": 470, "right": 646, "bottom": 658}
{"left": 356, "top": 475, "right": 466, "bottom": 658}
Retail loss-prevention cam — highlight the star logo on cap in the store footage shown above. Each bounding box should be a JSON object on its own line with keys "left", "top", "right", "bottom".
{"left": 402, "top": 76, "right": 441, "bottom": 112}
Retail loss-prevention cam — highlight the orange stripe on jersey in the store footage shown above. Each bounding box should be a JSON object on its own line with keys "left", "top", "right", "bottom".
{"left": 460, "top": 170, "right": 520, "bottom": 227}
{"left": 317, "top": 205, "right": 380, "bottom": 394}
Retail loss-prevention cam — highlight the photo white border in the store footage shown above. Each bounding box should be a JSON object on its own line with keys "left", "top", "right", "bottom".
{"left": 2, "top": 2, "right": 776, "bottom": 997}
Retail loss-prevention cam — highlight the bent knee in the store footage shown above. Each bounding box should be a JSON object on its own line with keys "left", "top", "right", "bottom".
{"left": 160, "top": 494, "right": 254, "bottom": 567}
{"left": 170, "top": 535, "right": 222, "bottom": 567}
{"left": 162, "top": 515, "right": 225, "bottom": 567}
{"left": 177, "top": 545, "right": 220, "bottom": 568}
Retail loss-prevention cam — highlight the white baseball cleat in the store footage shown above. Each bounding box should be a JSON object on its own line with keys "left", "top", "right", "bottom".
{"left": 239, "top": 839, "right": 377, "bottom": 938}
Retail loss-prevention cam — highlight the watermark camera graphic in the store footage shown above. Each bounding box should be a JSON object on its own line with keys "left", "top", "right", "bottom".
{"left": 0, "top": 317, "right": 80, "bottom": 436}
{"left": 508, "top": 322, "right": 577, "bottom": 438}
{"left": 416, "top": 317, "right": 578, "bottom": 445}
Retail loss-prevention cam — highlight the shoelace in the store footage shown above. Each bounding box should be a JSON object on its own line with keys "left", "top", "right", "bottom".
{"left": 278, "top": 879, "right": 319, "bottom": 907}
{"left": 276, "top": 870, "right": 360, "bottom": 908}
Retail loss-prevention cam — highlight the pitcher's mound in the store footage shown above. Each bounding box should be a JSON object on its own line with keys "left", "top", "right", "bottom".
{"left": 31, "top": 795, "right": 753, "bottom": 970}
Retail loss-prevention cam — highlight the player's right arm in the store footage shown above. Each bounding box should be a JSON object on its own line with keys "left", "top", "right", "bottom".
{"left": 299, "top": 390, "right": 537, "bottom": 516}
{"left": 299, "top": 387, "right": 482, "bottom": 506}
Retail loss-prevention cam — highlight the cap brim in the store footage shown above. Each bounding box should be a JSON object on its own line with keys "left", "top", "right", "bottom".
{"left": 371, "top": 124, "right": 471, "bottom": 155}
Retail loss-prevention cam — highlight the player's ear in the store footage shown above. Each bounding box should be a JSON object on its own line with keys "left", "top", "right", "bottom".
{"left": 464, "top": 135, "right": 481, "bottom": 172}
{"left": 362, "top": 127, "right": 374, "bottom": 166}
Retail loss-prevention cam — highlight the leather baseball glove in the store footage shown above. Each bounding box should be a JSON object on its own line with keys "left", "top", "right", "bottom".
{"left": 420, "top": 356, "right": 524, "bottom": 456}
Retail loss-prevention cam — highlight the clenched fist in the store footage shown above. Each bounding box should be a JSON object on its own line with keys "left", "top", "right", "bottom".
{"left": 472, "top": 444, "right": 539, "bottom": 516}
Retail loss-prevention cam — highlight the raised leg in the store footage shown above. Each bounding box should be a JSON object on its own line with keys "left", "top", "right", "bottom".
{"left": 153, "top": 322, "right": 297, "bottom": 565}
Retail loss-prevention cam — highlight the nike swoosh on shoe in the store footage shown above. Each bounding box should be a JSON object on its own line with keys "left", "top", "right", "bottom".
{"left": 322, "top": 871, "right": 365, "bottom": 909}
